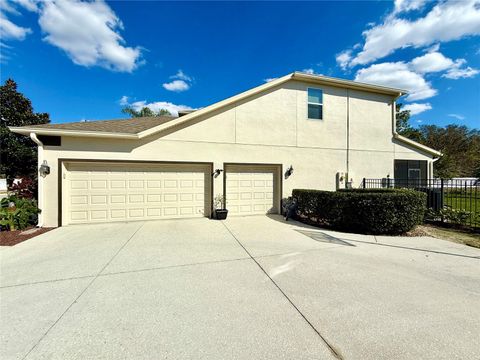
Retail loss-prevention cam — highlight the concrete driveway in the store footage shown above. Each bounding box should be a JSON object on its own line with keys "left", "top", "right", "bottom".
{"left": 1, "top": 216, "right": 479, "bottom": 360}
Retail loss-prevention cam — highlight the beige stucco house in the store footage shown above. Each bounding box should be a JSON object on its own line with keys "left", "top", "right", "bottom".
{"left": 11, "top": 72, "right": 441, "bottom": 227}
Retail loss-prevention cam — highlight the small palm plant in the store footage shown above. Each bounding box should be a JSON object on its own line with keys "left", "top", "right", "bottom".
{"left": 213, "top": 195, "right": 228, "bottom": 220}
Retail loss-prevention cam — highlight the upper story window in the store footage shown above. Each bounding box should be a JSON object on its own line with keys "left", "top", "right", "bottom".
{"left": 307, "top": 88, "right": 323, "bottom": 120}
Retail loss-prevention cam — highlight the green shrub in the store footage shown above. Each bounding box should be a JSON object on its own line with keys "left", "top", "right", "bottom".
{"left": 426, "top": 206, "right": 471, "bottom": 226}
{"left": 338, "top": 188, "right": 398, "bottom": 193}
{"left": 292, "top": 188, "right": 426, "bottom": 235}
{"left": 0, "top": 196, "right": 41, "bottom": 231}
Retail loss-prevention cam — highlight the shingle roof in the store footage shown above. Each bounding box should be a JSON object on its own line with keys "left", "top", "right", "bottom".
{"left": 27, "top": 116, "right": 176, "bottom": 134}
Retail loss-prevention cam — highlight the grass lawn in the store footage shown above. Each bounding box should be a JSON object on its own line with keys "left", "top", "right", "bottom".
{"left": 444, "top": 189, "right": 480, "bottom": 228}
{"left": 419, "top": 224, "right": 480, "bottom": 249}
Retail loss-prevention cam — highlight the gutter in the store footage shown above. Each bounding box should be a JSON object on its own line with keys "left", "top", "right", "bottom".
{"left": 292, "top": 72, "right": 408, "bottom": 96}
{"left": 30, "top": 133, "right": 44, "bottom": 228}
{"left": 9, "top": 127, "right": 139, "bottom": 139}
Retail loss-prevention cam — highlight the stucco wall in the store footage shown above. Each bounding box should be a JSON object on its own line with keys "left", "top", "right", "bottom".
{"left": 39, "top": 80, "right": 434, "bottom": 227}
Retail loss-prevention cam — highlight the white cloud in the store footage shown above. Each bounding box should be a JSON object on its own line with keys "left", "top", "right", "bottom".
{"left": 410, "top": 51, "right": 454, "bottom": 73}
{"left": 171, "top": 69, "right": 191, "bottom": 82}
{"left": 38, "top": 0, "right": 142, "bottom": 72}
{"left": 354, "top": 62, "right": 437, "bottom": 101}
{"left": 118, "top": 95, "right": 129, "bottom": 106}
{"left": 392, "top": 0, "right": 427, "bottom": 15}
{"left": 0, "top": 14, "right": 31, "bottom": 40}
{"left": 129, "top": 100, "right": 193, "bottom": 117}
{"left": 163, "top": 69, "right": 192, "bottom": 92}
{"left": 443, "top": 64, "right": 480, "bottom": 79}
{"left": 162, "top": 79, "right": 190, "bottom": 92}
{"left": 12, "top": 0, "right": 39, "bottom": 13}
{"left": 302, "top": 68, "right": 315, "bottom": 74}
{"left": 403, "top": 102, "right": 432, "bottom": 115}
{"left": 409, "top": 52, "right": 479, "bottom": 77}
{"left": 0, "top": 1, "right": 31, "bottom": 40}
{"left": 336, "top": 50, "right": 352, "bottom": 70}
{"left": 448, "top": 113, "right": 465, "bottom": 120}
{"left": 343, "top": 0, "right": 480, "bottom": 67}
{"left": 1, "top": 1, "right": 20, "bottom": 15}
{"left": 425, "top": 43, "right": 440, "bottom": 53}
{"left": 264, "top": 77, "right": 277, "bottom": 83}
{"left": 354, "top": 51, "right": 478, "bottom": 102}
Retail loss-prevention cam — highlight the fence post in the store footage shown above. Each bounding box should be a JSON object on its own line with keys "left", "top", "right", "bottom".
{"left": 363, "top": 178, "right": 366, "bottom": 189}
{"left": 440, "top": 178, "right": 444, "bottom": 224}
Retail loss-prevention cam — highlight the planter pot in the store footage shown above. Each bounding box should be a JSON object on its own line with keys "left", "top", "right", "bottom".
{"left": 215, "top": 209, "right": 228, "bottom": 220}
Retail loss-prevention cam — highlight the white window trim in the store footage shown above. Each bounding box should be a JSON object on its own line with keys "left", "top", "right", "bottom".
{"left": 307, "top": 87, "right": 323, "bottom": 120}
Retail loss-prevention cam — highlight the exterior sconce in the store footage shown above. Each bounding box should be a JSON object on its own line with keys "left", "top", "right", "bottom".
{"left": 212, "top": 169, "right": 223, "bottom": 178}
{"left": 284, "top": 165, "right": 294, "bottom": 179}
{"left": 39, "top": 160, "right": 50, "bottom": 177}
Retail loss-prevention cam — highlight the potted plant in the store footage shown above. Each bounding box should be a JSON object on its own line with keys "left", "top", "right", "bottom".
{"left": 213, "top": 195, "right": 228, "bottom": 220}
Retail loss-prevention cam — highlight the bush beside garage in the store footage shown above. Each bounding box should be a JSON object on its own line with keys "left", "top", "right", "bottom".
{"left": 292, "top": 188, "right": 426, "bottom": 235}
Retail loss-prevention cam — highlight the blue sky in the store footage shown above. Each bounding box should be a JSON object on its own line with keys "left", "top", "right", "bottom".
{"left": 1, "top": 0, "right": 479, "bottom": 128}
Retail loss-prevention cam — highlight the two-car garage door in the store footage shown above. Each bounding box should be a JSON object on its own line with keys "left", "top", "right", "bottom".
{"left": 62, "top": 162, "right": 212, "bottom": 225}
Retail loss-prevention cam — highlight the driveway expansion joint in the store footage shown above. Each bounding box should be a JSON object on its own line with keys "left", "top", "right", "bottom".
{"left": 221, "top": 221, "right": 343, "bottom": 360}
{"left": 0, "top": 274, "right": 96, "bottom": 289}
{"left": 98, "top": 256, "right": 252, "bottom": 277}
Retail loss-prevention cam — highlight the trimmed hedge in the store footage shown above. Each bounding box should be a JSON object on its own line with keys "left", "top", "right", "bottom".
{"left": 292, "top": 188, "right": 426, "bottom": 235}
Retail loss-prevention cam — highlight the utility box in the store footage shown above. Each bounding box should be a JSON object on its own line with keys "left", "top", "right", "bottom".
{"left": 336, "top": 172, "right": 346, "bottom": 190}
{"left": 425, "top": 188, "right": 444, "bottom": 211}
{"left": 346, "top": 172, "right": 354, "bottom": 189}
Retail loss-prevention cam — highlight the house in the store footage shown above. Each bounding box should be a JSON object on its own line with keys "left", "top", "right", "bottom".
{"left": 10, "top": 72, "right": 441, "bottom": 227}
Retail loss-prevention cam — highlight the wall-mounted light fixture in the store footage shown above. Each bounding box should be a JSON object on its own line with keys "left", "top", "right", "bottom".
{"left": 212, "top": 169, "right": 223, "bottom": 178}
{"left": 284, "top": 165, "right": 294, "bottom": 179}
{"left": 39, "top": 160, "right": 50, "bottom": 177}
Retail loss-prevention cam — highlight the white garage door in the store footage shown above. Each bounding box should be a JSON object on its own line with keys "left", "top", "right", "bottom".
{"left": 225, "top": 164, "right": 281, "bottom": 216}
{"left": 63, "top": 162, "right": 211, "bottom": 225}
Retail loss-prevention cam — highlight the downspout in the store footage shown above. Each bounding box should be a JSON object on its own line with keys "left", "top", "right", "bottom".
{"left": 392, "top": 98, "right": 397, "bottom": 176}
{"left": 346, "top": 89, "right": 350, "bottom": 177}
{"left": 431, "top": 157, "right": 440, "bottom": 178}
{"left": 30, "top": 133, "right": 44, "bottom": 227}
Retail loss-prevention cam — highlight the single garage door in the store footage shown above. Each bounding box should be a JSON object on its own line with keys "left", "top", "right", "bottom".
{"left": 224, "top": 164, "right": 281, "bottom": 216}
{"left": 62, "top": 162, "right": 212, "bottom": 225}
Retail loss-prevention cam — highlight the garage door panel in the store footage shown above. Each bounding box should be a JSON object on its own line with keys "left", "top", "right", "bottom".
{"left": 71, "top": 180, "right": 88, "bottom": 190}
{"left": 225, "top": 165, "right": 280, "bottom": 216}
{"left": 64, "top": 162, "right": 211, "bottom": 225}
{"left": 71, "top": 195, "right": 88, "bottom": 205}
{"left": 111, "top": 209, "right": 127, "bottom": 219}
{"left": 146, "top": 180, "right": 161, "bottom": 188}
{"left": 111, "top": 195, "right": 127, "bottom": 204}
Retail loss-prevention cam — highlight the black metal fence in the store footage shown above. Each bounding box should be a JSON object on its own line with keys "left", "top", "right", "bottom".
{"left": 362, "top": 178, "right": 480, "bottom": 231}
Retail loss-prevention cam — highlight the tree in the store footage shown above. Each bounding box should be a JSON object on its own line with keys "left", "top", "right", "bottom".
{"left": 122, "top": 106, "right": 172, "bottom": 118}
{"left": 395, "top": 103, "right": 422, "bottom": 142}
{"left": 0, "top": 79, "right": 50, "bottom": 184}
{"left": 418, "top": 125, "right": 480, "bottom": 178}
{"left": 395, "top": 103, "right": 480, "bottom": 178}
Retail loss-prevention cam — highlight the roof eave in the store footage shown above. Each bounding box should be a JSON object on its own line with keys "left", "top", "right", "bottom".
{"left": 9, "top": 126, "right": 139, "bottom": 139}
{"left": 394, "top": 134, "right": 442, "bottom": 157}
{"left": 292, "top": 72, "right": 408, "bottom": 97}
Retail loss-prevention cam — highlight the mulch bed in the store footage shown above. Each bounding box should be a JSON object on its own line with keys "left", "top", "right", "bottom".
{"left": 0, "top": 227, "right": 55, "bottom": 247}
